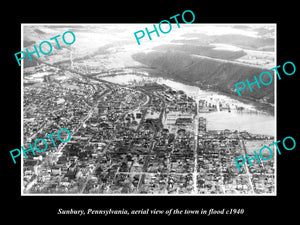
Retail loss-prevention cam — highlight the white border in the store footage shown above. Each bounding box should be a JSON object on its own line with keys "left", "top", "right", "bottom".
{"left": 21, "top": 23, "right": 277, "bottom": 196}
{"left": 21, "top": 24, "right": 24, "bottom": 195}
{"left": 274, "top": 23, "right": 277, "bottom": 196}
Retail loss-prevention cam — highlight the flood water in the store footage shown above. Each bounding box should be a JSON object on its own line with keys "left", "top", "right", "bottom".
{"left": 101, "top": 74, "right": 275, "bottom": 136}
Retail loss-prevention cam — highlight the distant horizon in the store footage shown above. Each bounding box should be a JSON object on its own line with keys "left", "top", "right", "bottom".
{"left": 21, "top": 23, "right": 276, "bottom": 195}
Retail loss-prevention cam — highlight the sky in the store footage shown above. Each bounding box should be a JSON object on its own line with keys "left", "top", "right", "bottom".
{"left": 25, "top": 23, "right": 275, "bottom": 52}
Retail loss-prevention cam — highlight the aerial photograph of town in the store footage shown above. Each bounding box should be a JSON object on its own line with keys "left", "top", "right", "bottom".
{"left": 22, "top": 24, "right": 276, "bottom": 195}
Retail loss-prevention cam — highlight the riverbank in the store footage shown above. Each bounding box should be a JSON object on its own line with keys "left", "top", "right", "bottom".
{"left": 141, "top": 67, "right": 274, "bottom": 116}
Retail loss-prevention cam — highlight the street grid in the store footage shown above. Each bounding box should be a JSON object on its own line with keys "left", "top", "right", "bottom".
{"left": 22, "top": 64, "right": 275, "bottom": 195}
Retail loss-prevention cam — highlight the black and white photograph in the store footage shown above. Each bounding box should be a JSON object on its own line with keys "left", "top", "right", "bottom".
{"left": 21, "top": 24, "right": 276, "bottom": 195}
{"left": 3, "top": 4, "right": 298, "bottom": 222}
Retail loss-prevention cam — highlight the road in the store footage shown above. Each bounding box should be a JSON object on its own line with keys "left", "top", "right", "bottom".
{"left": 239, "top": 138, "right": 255, "bottom": 193}
{"left": 24, "top": 60, "right": 179, "bottom": 194}
{"left": 136, "top": 141, "right": 156, "bottom": 192}
{"left": 192, "top": 100, "right": 199, "bottom": 194}
{"left": 191, "top": 53, "right": 267, "bottom": 69}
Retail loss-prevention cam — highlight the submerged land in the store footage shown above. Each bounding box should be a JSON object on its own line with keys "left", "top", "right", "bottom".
{"left": 22, "top": 24, "right": 275, "bottom": 194}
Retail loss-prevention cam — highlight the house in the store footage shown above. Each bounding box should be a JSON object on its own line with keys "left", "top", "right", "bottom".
{"left": 51, "top": 166, "right": 62, "bottom": 176}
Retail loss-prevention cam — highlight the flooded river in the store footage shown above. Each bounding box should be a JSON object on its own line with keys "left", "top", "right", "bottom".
{"left": 101, "top": 74, "right": 275, "bottom": 136}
